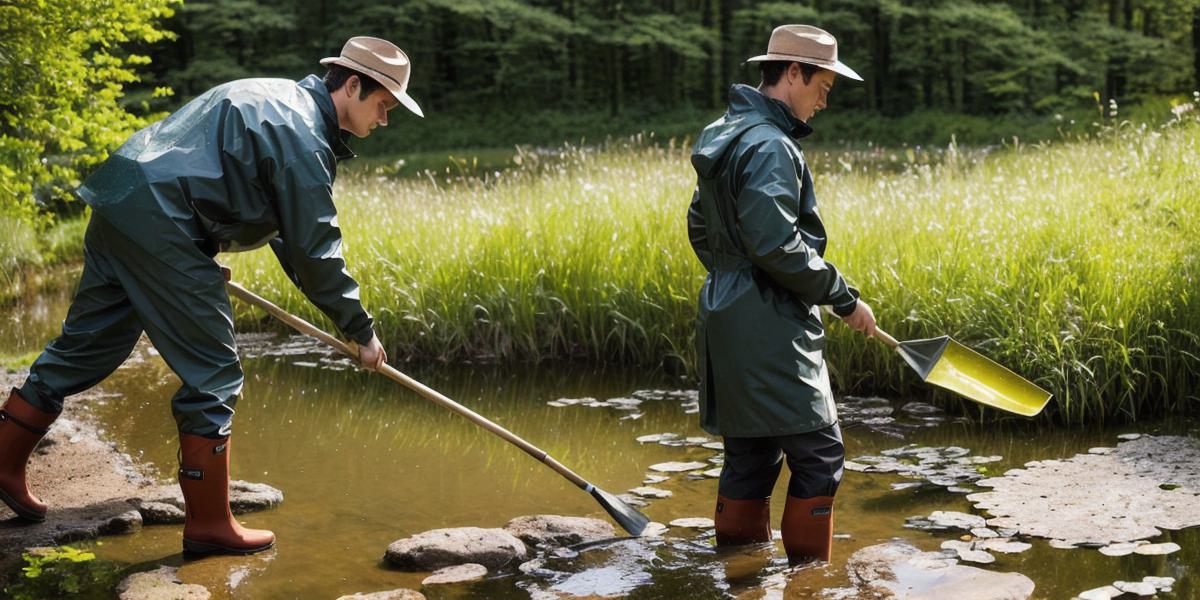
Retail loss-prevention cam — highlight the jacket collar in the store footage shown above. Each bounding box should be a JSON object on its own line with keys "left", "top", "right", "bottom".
{"left": 727, "top": 84, "right": 813, "bottom": 140}
{"left": 299, "top": 74, "right": 356, "bottom": 161}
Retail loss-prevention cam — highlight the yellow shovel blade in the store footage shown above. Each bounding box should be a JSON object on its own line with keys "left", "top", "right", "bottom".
{"left": 896, "top": 336, "right": 1052, "bottom": 417}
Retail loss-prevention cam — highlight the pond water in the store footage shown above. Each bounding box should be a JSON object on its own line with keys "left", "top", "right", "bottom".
{"left": 2, "top": 284, "right": 1198, "bottom": 599}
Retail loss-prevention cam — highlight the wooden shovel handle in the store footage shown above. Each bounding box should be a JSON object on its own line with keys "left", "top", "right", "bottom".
{"left": 224, "top": 279, "right": 593, "bottom": 491}
{"left": 821, "top": 305, "right": 900, "bottom": 349}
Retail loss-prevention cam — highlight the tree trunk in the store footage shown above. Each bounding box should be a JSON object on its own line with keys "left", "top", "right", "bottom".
{"left": 703, "top": 0, "right": 716, "bottom": 107}
{"left": 1194, "top": 4, "right": 1200, "bottom": 93}
{"left": 719, "top": 0, "right": 734, "bottom": 99}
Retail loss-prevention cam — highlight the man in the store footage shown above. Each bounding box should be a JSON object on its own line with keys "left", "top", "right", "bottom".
{"left": 0, "top": 36, "right": 420, "bottom": 555}
{"left": 687, "top": 24, "right": 877, "bottom": 565}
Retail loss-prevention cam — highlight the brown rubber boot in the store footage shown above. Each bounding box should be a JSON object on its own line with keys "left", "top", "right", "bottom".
{"left": 714, "top": 495, "right": 772, "bottom": 546}
{"left": 781, "top": 495, "right": 834, "bottom": 564}
{"left": 0, "top": 389, "right": 60, "bottom": 522}
{"left": 179, "top": 433, "right": 275, "bottom": 555}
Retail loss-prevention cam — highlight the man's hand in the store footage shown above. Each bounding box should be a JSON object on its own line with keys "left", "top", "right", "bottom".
{"left": 356, "top": 333, "right": 388, "bottom": 372}
{"left": 840, "top": 299, "right": 877, "bottom": 338}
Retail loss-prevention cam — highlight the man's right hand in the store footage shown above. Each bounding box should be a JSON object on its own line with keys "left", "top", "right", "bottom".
{"left": 356, "top": 333, "right": 388, "bottom": 372}
{"left": 840, "top": 299, "right": 877, "bottom": 338}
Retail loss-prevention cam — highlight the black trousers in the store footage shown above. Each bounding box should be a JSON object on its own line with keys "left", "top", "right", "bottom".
{"left": 718, "top": 423, "right": 844, "bottom": 499}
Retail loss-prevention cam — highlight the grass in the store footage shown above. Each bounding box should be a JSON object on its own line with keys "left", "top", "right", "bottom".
{"left": 0, "top": 213, "right": 87, "bottom": 306}
{"left": 219, "top": 112, "right": 1200, "bottom": 423}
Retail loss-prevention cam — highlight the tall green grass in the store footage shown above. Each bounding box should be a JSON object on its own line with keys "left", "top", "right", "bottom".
{"left": 216, "top": 118, "right": 1196, "bottom": 422}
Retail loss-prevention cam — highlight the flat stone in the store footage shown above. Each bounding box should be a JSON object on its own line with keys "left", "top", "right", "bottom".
{"left": 668, "top": 518, "right": 714, "bottom": 529}
{"left": 636, "top": 433, "right": 677, "bottom": 443}
{"left": 1116, "top": 433, "right": 1143, "bottom": 440}
{"left": 335, "top": 591, "right": 425, "bottom": 600}
{"left": 641, "top": 522, "right": 669, "bottom": 537}
{"left": 928, "top": 510, "right": 987, "bottom": 530}
{"left": 977, "top": 539, "right": 1032, "bottom": 554}
{"left": 701, "top": 442, "right": 724, "bottom": 451}
{"left": 421, "top": 563, "right": 488, "bottom": 585}
{"left": 701, "top": 468, "right": 722, "bottom": 478}
{"left": 1099, "top": 541, "right": 1147, "bottom": 556}
{"left": 642, "top": 475, "right": 669, "bottom": 484}
{"left": 1142, "top": 576, "right": 1176, "bottom": 589}
{"left": 385, "top": 527, "right": 527, "bottom": 571}
{"left": 846, "top": 541, "right": 1034, "bottom": 600}
{"left": 971, "top": 528, "right": 999, "bottom": 538}
{"left": 1112, "top": 580, "right": 1156, "bottom": 596}
{"left": 1075, "top": 586, "right": 1121, "bottom": 600}
{"left": 140, "top": 480, "right": 282, "bottom": 514}
{"left": 503, "top": 515, "right": 616, "bottom": 547}
{"left": 648, "top": 461, "right": 707, "bottom": 473}
{"left": 627, "top": 486, "right": 672, "bottom": 499}
{"left": 118, "top": 566, "right": 210, "bottom": 600}
{"left": 1133, "top": 542, "right": 1180, "bottom": 555}
{"left": 969, "top": 435, "right": 1200, "bottom": 545}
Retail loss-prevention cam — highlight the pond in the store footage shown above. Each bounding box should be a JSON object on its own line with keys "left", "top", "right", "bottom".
{"left": 2, "top": 284, "right": 1197, "bottom": 599}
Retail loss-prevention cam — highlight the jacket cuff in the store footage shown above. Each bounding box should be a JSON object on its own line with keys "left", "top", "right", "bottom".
{"left": 347, "top": 324, "right": 375, "bottom": 346}
{"left": 830, "top": 285, "right": 860, "bottom": 317}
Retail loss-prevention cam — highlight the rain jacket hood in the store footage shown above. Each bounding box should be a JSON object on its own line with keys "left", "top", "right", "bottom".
{"left": 75, "top": 74, "right": 375, "bottom": 345}
{"left": 687, "top": 84, "right": 856, "bottom": 437}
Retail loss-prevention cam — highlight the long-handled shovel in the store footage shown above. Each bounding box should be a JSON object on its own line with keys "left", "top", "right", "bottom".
{"left": 225, "top": 279, "right": 651, "bottom": 536}
{"left": 829, "top": 310, "right": 1052, "bottom": 416}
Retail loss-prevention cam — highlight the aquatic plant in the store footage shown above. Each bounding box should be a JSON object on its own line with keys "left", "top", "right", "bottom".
{"left": 222, "top": 121, "right": 1200, "bottom": 423}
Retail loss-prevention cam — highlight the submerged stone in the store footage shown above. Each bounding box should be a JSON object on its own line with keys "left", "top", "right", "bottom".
{"left": 627, "top": 486, "right": 672, "bottom": 499}
{"left": 118, "top": 566, "right": 210, "bottom": 600}
{"left": 421, "top": 563, "right": 488, "bottom": 585}
{"left": 1132, "top": 542, "right": 1180, "bottom": 555}
{"left": 668, "top": 517, "right": 714, "bottom": 529}
{"left": 846, "top": 541, "right": 1034, "bottom": 599}
{"left": 336, "top": 591, "right": 425, "bottom": 600}
{"left": 648, "top": 461, "right": 708, "bottom": 473}
{"left": 969, "top": 435, "right": 1200, "bottom": 545}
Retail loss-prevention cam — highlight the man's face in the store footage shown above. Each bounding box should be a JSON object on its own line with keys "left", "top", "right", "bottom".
{"left": 788, "top": 67, "right": 837, "bottom": 123}
{"left": 340, "top": 78, "right": 400, "bottom": 138}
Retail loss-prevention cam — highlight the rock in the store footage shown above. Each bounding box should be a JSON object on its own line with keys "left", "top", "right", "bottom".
{"left": 1075, "top": 586, "right": 1121, "bottom": 600}
{"left": 503, "top": 515, "right": 616, "bottom": 547}
{"left": 100, "top": 509, "right": 143, "bottom": 535}
{"left": 971, "top": 528, "right": 999, "bottom": 538}
{"left": 335, "top": 590, "right": 425, "bottom": 600}
{"left": 1112, "top": 580, "right": 1157, "bottom": 596}
{"left": 1142, "top": 576, "right": 1175, "bottom": 589}
{"left": 140, "top": 480, "right": 283, "bottom": 514}
{"left": 642, "top": 474, "right": 669, "bottom": 484}
{"left": 385, "top": 527, "right": 527, "bottom": 571}
{"left": 668, "top": 518, "right": 714, "bottom": 529}
{"left": 969, "top": 435, "right": 1200, "bottom": 545}
{"left": 846, "top": 542, "right": 1034, "bottom": 600}
{"left": 641, "top": 522, "right": 669, "bottom": 537}
{"left": 117, "top": 566, "right": 210, "bottom": 600}
{"left": 636, "top": 433, "right": 677, "bottom": 443}
{"left": 1116, "top": 433, "right": 1143, "bottom": 440}
{"left": 627, "top": 486, "right": 672, "bottom": 499}
{"left": 647, "top": 461, "right": 707, "bottom": 473}
{"left": 1098, "top": 541, "right": 1147, "bottom": 556}
{"left": 927, "top": 510, "right": 987, "bottom": 530}
{"left": 421, "top": 563, "right": 488, "bottom": 585}
{"left": 139, "top": 501, "right": 186, "bottom": 524}
{"left": 976, "top": 539, "right": 1032, "bottom": 554}
{"left": 1133, "top": 542, "right": 1180, "bottom": 555}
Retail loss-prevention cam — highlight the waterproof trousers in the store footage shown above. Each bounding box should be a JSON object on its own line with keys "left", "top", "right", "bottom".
{"left": 19, "top": 214, "right": 240, "bottom": 438}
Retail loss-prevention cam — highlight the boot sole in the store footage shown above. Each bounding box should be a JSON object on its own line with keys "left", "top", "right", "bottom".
{"left": 183, "top": 538, "right": 275, "bottom": 556}
{"left": 0, "top": 487, "right": 46, "bottom": 523}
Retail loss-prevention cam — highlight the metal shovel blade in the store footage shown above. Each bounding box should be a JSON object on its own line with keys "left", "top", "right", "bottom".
{"left": 894, "top": 336, "right": 1052, "bottom": 417}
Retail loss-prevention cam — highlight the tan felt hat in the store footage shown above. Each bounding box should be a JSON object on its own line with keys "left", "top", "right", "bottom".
{"left": 321, "top": 36, "right": 424, "bottom": 117}
{"left": 746, "top": 25, "right": 862, "bottom": 82}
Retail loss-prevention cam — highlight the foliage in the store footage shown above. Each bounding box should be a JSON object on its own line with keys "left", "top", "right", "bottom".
{"left": 224, "top": 114, "right": 1200, "bottom": 423}
{"left": 2, "top": 545, "right": 123, "bottom": 600}
{"left": 0, "top": 0, "right": 179, "bottom": 227}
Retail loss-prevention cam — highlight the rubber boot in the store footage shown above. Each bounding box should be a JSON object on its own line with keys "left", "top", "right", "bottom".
{"left": 781, "top": 495, "right": 834, "bottom": 565}
{"left": 714, "top": 495, "right": 772, "bottom": 546}
{"left": 179, "top": 433, "right": 275, "bottom": 555}
{"left": 0, "top": 389, "right": 60, "bottom": 522}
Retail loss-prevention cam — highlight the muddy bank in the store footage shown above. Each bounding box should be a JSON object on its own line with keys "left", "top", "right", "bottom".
{"left": 0, "top": 370, "right": 156, "bottom": 571}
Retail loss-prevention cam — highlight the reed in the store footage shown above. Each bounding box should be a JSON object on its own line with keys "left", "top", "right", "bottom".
{"left": 211, "top": 118, "right": 1198, "bottom": 422}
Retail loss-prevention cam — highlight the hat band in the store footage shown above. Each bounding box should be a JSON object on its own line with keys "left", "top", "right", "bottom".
{"left": 766, "top": 50, "right": 837, "bottom": 65}
{"left": 339, "top": 54, "right": 407, "bottom": 93}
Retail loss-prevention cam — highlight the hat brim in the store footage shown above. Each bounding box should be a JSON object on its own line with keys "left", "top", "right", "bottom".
{"left": 745, "top": 53, "right": 863, "bottom": 82}
{"left": 320, "top": 56, "right": 425, "bottom": 117}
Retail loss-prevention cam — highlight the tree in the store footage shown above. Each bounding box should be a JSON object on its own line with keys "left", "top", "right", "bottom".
{"left": 0, "top": 0, "right": 179, "bottom": 226}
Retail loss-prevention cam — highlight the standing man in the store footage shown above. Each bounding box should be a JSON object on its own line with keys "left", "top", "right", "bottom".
{"left": 687, "top": 25, "right": 876, "bottom": 565}
{"left": 0, "top": 37, "right": 421, "bottom": 555}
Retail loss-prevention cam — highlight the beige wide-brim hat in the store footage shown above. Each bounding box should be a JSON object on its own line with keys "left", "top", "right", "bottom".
{"left": 321, "top": 36, "right": 424, "bottom": 117}
{"left": 746, "top": 24, "right": 862, "bottom": 82}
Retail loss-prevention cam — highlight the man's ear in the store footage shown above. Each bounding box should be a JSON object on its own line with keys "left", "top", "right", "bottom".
{"left": 345, "top": 75, "right": 360, "bottom": 98}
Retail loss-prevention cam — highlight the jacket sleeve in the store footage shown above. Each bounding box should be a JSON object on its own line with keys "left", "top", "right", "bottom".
{"left": 687, "top": 187, "right": 715, "bottom": 271}
{"left": 271, "top": 149, "right": 376, "bottom": 345}
{"left": 733, "top": 138, "right": 858, "bottom": 315}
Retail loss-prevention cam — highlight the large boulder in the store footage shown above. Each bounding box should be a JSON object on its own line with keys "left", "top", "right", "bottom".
{"left": 847, "top": 542, "right": 1035, "bottom": 600}
{"left": 385, "top": 527, "right": 527, "bottom": 571}
{"left": 503, "top": 515, "right": 617, "bottom": 547}
{"left": 135, "top": 480, "right": 283, "bottom": 523}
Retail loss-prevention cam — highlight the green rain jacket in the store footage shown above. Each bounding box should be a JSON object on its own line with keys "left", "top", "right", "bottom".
{"left": 75, "top": 75, "right": 375, "bottom": 345}
{"left": 688, "top": 84, "right": 859, "bottom": 437}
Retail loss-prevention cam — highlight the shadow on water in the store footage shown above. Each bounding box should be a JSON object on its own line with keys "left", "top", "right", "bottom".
{"left": 2, "top": 316, "right": 1199, "bottom": 597}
